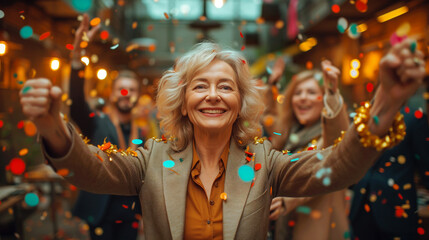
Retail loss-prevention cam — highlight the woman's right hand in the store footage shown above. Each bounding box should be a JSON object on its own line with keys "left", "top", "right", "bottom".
{"left": 71, "top": 14, "right": 100, "bottom": 66}
{"left": 20, "top": 79, "right": 71, "bottom": 156}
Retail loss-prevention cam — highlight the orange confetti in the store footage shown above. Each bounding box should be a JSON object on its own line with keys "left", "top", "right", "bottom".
{"left": 364, "top": 204, "right": 370, "bottom": 212}
{"left": 24, "top": 121, "right": 37, "bottom": 136}
{"left": 56, "top": 168, "right": 70, "bottom": 177}
{"left": 39, "top": 32, "right": 51, "bottom": 40}
{"left": 220, "top": 192, "right": 227, "bottom": 200}
{"left": 164, "top": 12, "right": 169, "bottom": 19}
{"left": 306, "top": 61, "right": 313, "bottom": 69}
{"left": 90, "top": 17, "right": 101, "bottom": 26}
{"left": 95, "top": 154, "right": 103, "bottom": 162}
{"left": 254, "top": 163, "right": 261, "bottom": 171}
{"left": 148, "top": 44, "right": 156, "bottom": 52}
{"left": 147, "top": 25, "right": 154, "bottom": 31}
{"left": 393, "top": 184, "right": 400, "bottom": 190}
{"left": 385, "top": 162, "right": 391, "bottom": 167}
{"left": 80, "top": 41, "right": 88, "bottom": 49}
{"left": 118, "top": 0, "right": 125, "bottom": 6}
{"left": 132, "top": 21, "right": 138, "bottom": 29}
{"left": 69, "top": 184, "right": 77, "bottom": 191}
{"left": 18, "top": 148, "right": 28, "bottom": 156}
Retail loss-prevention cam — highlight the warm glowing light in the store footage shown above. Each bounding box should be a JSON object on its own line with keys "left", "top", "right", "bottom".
{"left": 351, "top": 59, "right": 361, "bottom": 69}
{"left": 212, "top": 0, "right": 226, "bottom": 8}
{"left": 97, "top": 69, "right": 107, "bottom": 80}
{"left": 357, "top": 23, "right": 367, "bottom": 32}
{"left": 50, "top": 59, "right": 60, "bottom": 71}
{"left": 81, "top": 56, "right": 90, "bottom": 66}
{"left": 377, "top": 6, "right": 408, "bottom": 23}
{"left": 350, "top": 69, "right": 359, "bottom": 78}
{"left": 298, "top": 37, "right": 317, "bottom": 52}
{"left": 0, "top": 41, "right": 6, "bottom": 56}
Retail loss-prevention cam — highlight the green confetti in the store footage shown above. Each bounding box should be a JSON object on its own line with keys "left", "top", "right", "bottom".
{"left": 410, "top": 41, "right": 417, "bottom": 53}
{"left": 296, "top": 206, "right": 311, "bottom": 214}
{"left": 22, "top": 86, "right": 32, "bottom": 94}
{"left": 372, "top": 115, "right": 379, "bottom": 125}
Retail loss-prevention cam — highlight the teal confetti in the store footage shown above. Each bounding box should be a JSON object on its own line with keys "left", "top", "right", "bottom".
{"left": 343, "top": 231, "right": 350, "bottom": 239}
{"left": 372, "top": 115, "right": 379, "bottom": 125}
{"left": 266, "top": 66, "right": 272, "bottom": 75}
{"left": 13, "top": 73, "right": 18, "bottom": 78}
{"left": 131, "top": 139, "right": 143, "bottom": 145}
{"left": 163, "top": 160, "right": 175, "bottom": 168}
{"left": 337, "top": 25, "right": 345, "bottom": 34}
{"left": 410, "top": 41, "right": 417, "bottom": 53}
{"left": 22, "top": 86, "right": 32, "bottom": 94}
{"left": 179, "top": 158, "right": 183, "bottom": 162}
{"left": 415, "top": 154, "right": 420, "bottom": 160}
{"left": 316, "top": 153, "right": 323, "bottom": 160}
{"left": 20, "top": 26, "right": 33, "bottom": 39}
{"left": 322, "top": 177, "right": 331, "bottom": 186}
{"left": 17, "top": 80, "right": 23, "bottom": 85}
{"left": 315, "top": 168, "right": 325, "bottom": 179}
{"left": 111, "top": 44, "right": 119, "bottom": 50}
{"left": 0, "top": 10, "right": 4, "bottom": 19}
{"left": 296, "top": 206, "right": 311, "bottom": 214}
{"left": 290, "top": 158, "right": 299, "bottom": 162}
{"left": 273, "top": 132, "right": 281, "bottom": 135}
{"left": 349, "top": 23, "right": 358, "bottom": 35}
{"left": 88, "top": 216, "right": 94, "bottom": 223}
{"left": 238, "top": 165, "right": 254, "bottom": 182}
{"left": 71, "top": 0, "right": 93, "bottom": 12}
{"left": 24, "top": 193, "right": 39, "bottom": 207}
{"left": 349, "top": 112, "right": 357, "bottom": 118}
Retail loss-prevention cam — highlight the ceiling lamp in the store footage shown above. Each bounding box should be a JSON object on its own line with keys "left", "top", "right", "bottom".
{"left": 212, "top": 0, "right": 226, "bottom": 8}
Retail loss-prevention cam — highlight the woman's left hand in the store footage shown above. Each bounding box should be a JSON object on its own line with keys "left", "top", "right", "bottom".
{"left": 269, "top": 197, "right": 285, "bottom": 221}
{"left": 321, "top": 60, "right": 340, "bottom": 94}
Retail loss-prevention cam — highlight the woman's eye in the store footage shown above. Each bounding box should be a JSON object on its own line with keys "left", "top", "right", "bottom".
{"left": 194, "top": 85, "right": 206, "bottom": 90}
{"left": 220, "top": 85, "right": 232, "bottom": 90}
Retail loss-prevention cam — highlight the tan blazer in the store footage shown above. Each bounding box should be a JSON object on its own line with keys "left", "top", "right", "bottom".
{"left": 42, "top": 122, "right": 380, "bottom": 240}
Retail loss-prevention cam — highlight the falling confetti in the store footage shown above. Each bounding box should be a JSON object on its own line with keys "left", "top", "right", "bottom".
{"left": 131, "top": 221, "right": 139, "bottom": 229}
{"left": 273, "top": 132, "right": 281, "bottom": 135}
{"left": 366, "top": 82, "right": 374, "bottom": 93}
{"left": 18, "top": 148, "right": 28, "bottom": 156}
{"left": 89, "top": 112, "right": 95, "bottom": 118}
{"left": 331, "top": 4, "right": 340, "bottom": 13}
{"left": 255, "top": 163, "right": 261, "bottom": 171}
{"left": 410, "top": 41, "right": 417, "bottom": 53}
{"left": 9, "top": 158, "right": 26, "bottom": 175}
{"left": 111, "top": 44, "right": 119, "bottom": 49}
{"left": 397, "top": 155, "right": 406, "bottom": 164}
{"left": 17, "top": 120, "right": 24, "bottom": 129}
{"left": 71, "top": 0, "right": 93, "bottom": 12}
{"left": 100, "top": 30, "right": 109, "bottom": 40}
{"left": 348, "top": 23, "right": 361, "bottom": 39}
{"left": 121, "top": 89, "right": 128, "bottom": 96}
{"left": 24, "top": 193, "right": 39, "bottom": 207}
{"left": 66, "top": 44, "right": 74, "bottom": 50}
{"left": 163, "top": 160, "right": 175, "bottom": 168}
{"left": 22, "top": 86, "right": 32, "bottom": 94}
{"left": 56, "top": 168, "right": 70, "bottom": 177}
{"left": 90, "top": 17, "right": 101, "bottom": 26}
{"left": 164, "top": 12, "right": 169, "bottom": 19}
{"left": 337, "top": 18, "right": 348, "bottom": 34}
{"left": 20, "top": 26, "right": 33, "bottom": 39}
{"left": 396, "top": 22, "right": 410, "bottom": 37}
{"left": 94, "top": 227, "right": 103, "bottom": 236}
{"left": 290, "top": 158, "right": 299, "bottom": 162}
{"left": 355, "top": 0, "right": 367, "bottom": 13}
{"left": 132, "top": 139, "right": 143, "bottom": 145}
{"left": 24, "top": 121, "right": 37, "bottom": 136}
{"left": 238, "top": 165, "right": 254, "bottom": 182}
{"left": 0, "top": 10, "right": 4, "bottom": 19}
{"left": 316, "top": 153, "right": 323, "bottom": 160}
{"left": 322, "top": 177, "right": 331, "bottom": 186}
{"left": 296, "top": 206, "right": 311, "bottom": 214}
{"left": 39, "top": 32, "right": 51, "bottom": 40}
{"left": 220, "top": 192, "right": 227, "bottom": 200}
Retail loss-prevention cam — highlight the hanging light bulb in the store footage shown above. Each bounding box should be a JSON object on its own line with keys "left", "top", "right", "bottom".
{"left": 212, "top": 0, "right": 226, "bottom": 8}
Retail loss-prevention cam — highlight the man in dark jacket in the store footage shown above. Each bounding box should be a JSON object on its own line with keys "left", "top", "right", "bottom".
{"left": 69, "top": 14, "right": 143, "bottom": 240}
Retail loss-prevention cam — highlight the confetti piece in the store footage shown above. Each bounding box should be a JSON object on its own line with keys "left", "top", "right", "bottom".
{"left": 343, "top": 231, "right": 350, "bottom": 239}
{"left": 80, "top": 41, "right": 88, "bottom": 48}
{"left": 111, "top": 44, "right": 119, "bottom": 50}
{"left": 393, "top": 184, "right": 399, "bottom": 190}
{"left": 296, "top": 206, "right": 311, "bottom": 214}
{"left": 337, "top": 18, "right": 348, "bottom": 34}
{"left": 132, "top": 201, "right": 135, "bottom": 210}
{"left": 66, "top": 44, "right": 74, "bottom": 50}
{"left": 39, "top": 32, "right": 50, "bottom": 40}
{"left": 397, "top": 155, "right": 406, "bottom": 164}
{"left": 322, "top": 177, "right": 331, "bottom": 186}
{"left": 132, "top": 21, "right": 138, "bottom": 29}
{"left": 94, "top": 227, "right": 103, "bottom": 236}
{"left": 290, "top": 158, "right": 299, "bottom": 162}
{"left": 90, "top": 17, "right": 100, "bottom": 26}
{"left": 315, "top": 168, "right": 325, "bottom": 179}
{"left": 414, "top": 110, "right": 423, "bottom": 119}
{"left": 410, "top": 41, "right": 417, "bottom": 53}
{"left": 18, "top": 148, "right": 28, "bottom": 156}
{"left": 387, "top": 178, "right": 394, "bottom": 187}
{"left": 396, "top": 22, "right": 410, "bottom": 37}
{"left": 56, "top": 168, "right": 70, "bottom": 177}
{"left": 241, "top": 45, "right": 245, "bottom": 51}
{"left": 348, "top": 23, "right": 360, "bottom": 39}
{"left": 121, "top": 89, "right": 128, "bottom": 96}
{"left": 364, "top": 204, "right": 370, "bottom": 212}
{"left": 366, "top": 82, "right": 374, "bottom": 93}
{"left": 349, "top": 112, "right": 357, "bottom": 118}
{"left": 238, "top": 165, "right": 254, "bottom": 182}
{"left": 306, "top": 61, "right": 313, "bottom": 69}
{"left": 122, "top": 204, "right": 128, "bottom": 209}
{"left": 100, "top": 30, "right": 109, "bottom": 40}
{"left": 254, "top": 163, "right": 261, "bottom": 171}
{"left": 10, "top": 158, "right": 26, "bottom": 175}
{"left": 405, "top": 106, "right": 410, "bottom": 113}
{"left": 17, "top": 120, "right": 24, "bottom": 129}
{"left": 273, "top": 132, "right": 281, "bottom": 135}
{"left": 24, "top": 121, "right": 37, "bottom": 136}
{"left": 89, "top": 112, "right": 95, "bottom": 118}
{"left": 132, "top": 221, "right": 139, "bottom": 229}
{"left": 331, "top": 4, "right": 340, "bottom": 13}
{"left": 220, "top": 192, "right": 227, "bottom": 200}
{"left": 163, "top": 160, "right": 175, "bottom": 168}
{"left": 0, "top": 120, "right": 3, "bottom": 128}
{"left": 115, "top": 220, "right": 123, "bottom": 224}
{"left": 310, "top": 210, "right": 321, "bottom": 219}
{"left": 0, "top": 10, "right": 4, "bottom": 19}
{"left": 418, "top": 227, "right": 425, "bottom": 235}
{"left": 71, "top": 0, "right": 93, "bottom": 12}
{"left": 132, "top": 139, "right": 143, "bottom": 145}
{"left": 24, "top": 193, "right": 39, "bottom": 207}
{"left": 372, "top": 116, "right": 379, "bottom": 125}
{"left": 289, "top": 133, "right": 299, "bottom": 144}
{"left": 179, "top": 158, "right": 183, "bottom": 162}
{"left": 164, "top": 12, "right": 169, "bottom": 19}
{"left": 288, "top": 220, "right": 295, "bottom": 227}
{"left": 355, "top": 0, "right": 367, "bottom": 12}
{"left": 22, "top": 86, "right": 32, "bottom": 94}
{"left": 390, "top": 33, "right": 407, "bottom": 46}
{"left": 241, "top": 59, "right": 246, "bottom": 64}
{"left": 316, "top": 153, "right": 323, "bottom": 160}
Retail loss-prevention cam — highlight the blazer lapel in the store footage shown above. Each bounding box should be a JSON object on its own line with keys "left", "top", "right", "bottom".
{"left": 163, "top": 143, "right": 193, "bottom": 240}
{"left": 223, "top": 140, "right": 254, "bottom": 239}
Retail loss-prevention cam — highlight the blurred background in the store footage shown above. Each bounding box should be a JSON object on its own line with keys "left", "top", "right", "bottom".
{"left": 0, "top": 0, "right": 428, "bottom": 239}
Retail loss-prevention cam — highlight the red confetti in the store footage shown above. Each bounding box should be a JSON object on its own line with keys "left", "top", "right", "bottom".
{"left": 66, "top": 44, "right": 74, "bottom": 50}
{"left": 240, "top": 32, "right": 243, "bottom": 38}
{"left": 418, "top": 227, "right": 425, "bottom": 235}
{"left": 100, "top": 30, "right": 109, "bottom": 40}
{"left": 331, "top": 4, "right": 340, "bottom": 13}
{"left": 115, "top": 220, "right": 123, "bottom": 224}
{"left": 307, "top": 147, "right": 314, "bottom": 151}
{"left": 17, "top": 120, "right": 24, "bottom": 129}
{"left": 345, "top": 196, "right": 351, "bottom": 201}
{"left": 241, "top": 59, "right": 246, "bottom": 64}
{"left": 415, "top": 110, "right": 423, "bottom": 119}
{"left": 98, "top": 142, "right": 111, "bottom": 151}
{"left": 381, "top": 199, "right": 387, "bottom": 204}
{"left": 69, "top": 184, "right": 77, "bottom": 191}
{"left": 355, "top": 0, "right": 367, "bottom": 13}
{"left": 9, "top": 158, "right": 26, "bottom": 175}
{"left": 122, "top": 204, "right": 129, "bottom": 209}
{"left": 39, "top": 32, "right": 51, "bottom": 40}
{"left": 131, "top": 221, "right": 139, "bottom": 229}
{"left": 121, "top": 89, "right": 128, "bottom": 96}
{"left": 251, "top": 181, "right": 255, "bottom": 187}
{"left": 246, "top": 156, "right": 251, "bottom": 162}
{"left": 245, "top": 151, "right": 254, "bottom": 156}
{"left": 89, "top": 112, "right": 95, "bottom": 118}
{"left": 0, "top": 120, "right": 3, "bottom": 128}
{"left": 288, "top": 220, "right": 295, "bottom": 227}
{"left": 255, "top": 163, "right": 261, "bottom": 171}
{"left": 317, "top": 96, "right": 322, "bottom": 101}
{"left": 405, "top": 106, "right": 410, "bottom": 113}
{"left": 366, "top": 83, "right": 374, "bottom": 93}
{"left": 395, "top": 207, "right": 404, "bottom": 218}
{"left": 241, "top": 45, "right": 245, "bottom": 51}
{"left": 398, "top": 193, "right": 403, "bottom": 200}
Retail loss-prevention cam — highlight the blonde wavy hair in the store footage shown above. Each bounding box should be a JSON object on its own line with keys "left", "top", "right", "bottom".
{"left": 156, "top": 42, "right": 264, "bottom": 151}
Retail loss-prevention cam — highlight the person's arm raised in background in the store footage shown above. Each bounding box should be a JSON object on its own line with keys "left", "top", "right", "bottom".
{"left": 69, "top": 14, "right": 100, "bottom": 136}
